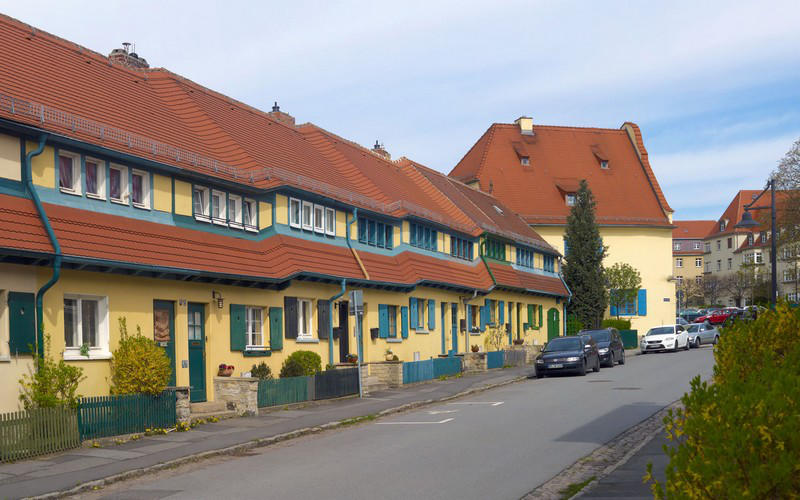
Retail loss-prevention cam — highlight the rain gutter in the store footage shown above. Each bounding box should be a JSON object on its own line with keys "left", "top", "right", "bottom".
{"left": 327, "top": 279, "right": 347, "bottom": 366}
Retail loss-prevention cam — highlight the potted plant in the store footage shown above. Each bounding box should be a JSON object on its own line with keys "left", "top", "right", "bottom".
{"left": 513, "top": 338, "right": 525, "bottom": 345}
{"left": 385, "top": 349, "right": 395, "bottom": 361}
{"left": 471, "top": 345, "right": 480, "bottom": 353}
{"left": 217, "top": 363, "right": 235, "bottom": 377}
{"left": 345, "top": 353, "right": 358, "bottom": 363}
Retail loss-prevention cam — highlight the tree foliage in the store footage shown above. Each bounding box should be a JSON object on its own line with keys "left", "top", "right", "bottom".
{"left": 772, "top": 137, "right": 800, "bottom": 247}
{"left": 562, "top": 180, "right": 608, "bottom": 329}
{"left": 18, "top": 333, "right": 85, "bottom": 410}
{"left": 109, "top": 317, "right": 172, "bottom": 396}
{"left": 647, "top": 302, "right": 800, "bottom": 498}
{"left": 605, "top": 263, "right": 642, "bottom": 319}
{"left": 279, "top": 350, "right": 322, "bottom": 378}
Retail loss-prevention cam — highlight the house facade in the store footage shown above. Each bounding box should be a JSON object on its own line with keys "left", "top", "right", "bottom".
{"left": 0, "top": 15, "right": 568, "bottom": 412}
{"left": 449, "top": 117, "right": 675, "bottom": 332}
{"left": 672, "top": 220, "right": 715, "bottom": 310}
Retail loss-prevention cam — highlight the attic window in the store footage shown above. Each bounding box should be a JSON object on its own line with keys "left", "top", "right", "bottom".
{"left": 565, "top": 193, "right": 576, "bottom": 206}
{"left": 493, "top": 205, "right": 504, "bottom": 215}
{"left": 719, "top": 220, "right": 727, "bottom": 231}
{"left": 520, "top": 156, "right": 530, "bottom": 166}
{"left": 600, "top": 160, "right": 609, "bottom": 169}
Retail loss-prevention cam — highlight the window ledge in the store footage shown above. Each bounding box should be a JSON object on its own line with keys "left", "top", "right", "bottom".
{"left": 60, "top": 188, "right": 82, "bottom": 196}
{"left": 229, "top": 222, "right": 243, "bottom": 230}
{"left": 469, "top": 332, "right": 482, "bottom": 336}
{"left": 414, "top": 330, "right": 429, "bottom": 334}
{"left": 386, "top": 338, "right": 403, "bottom": 343}
{"left": 63, "top": 352, "right": 112, "bottom": 361}
{"left": 194, "top": 215, "right": 211, "bottom": 223}
{"left": 86, "top": 193, "right": 106, "bottom": 201}
{"left": 244, "top": 226, "right": 258, "bottom": 233}
{"left": 212, "top": 219, "right": 227, "bottom": 226}
{"left": 295, "top": 338, "right": 319, "bottom": 344}
{"left": 0, "top": 356, "right": 11, "bottom": 363}
{"left": 243, "top": 350, "right": 272, "bottom": 357}
{"left": 133, "top": 203, "right": 150, "bottom": 211}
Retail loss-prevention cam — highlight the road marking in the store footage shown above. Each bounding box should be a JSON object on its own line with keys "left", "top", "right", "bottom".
{"left": 427, "top": 410, "right": 459, "bottom": 415}
{"left": 376, "top": 418, "right": 454, "bottom": 425}
{"left": 448, "top": 401, "right": 504, "bottom": 406}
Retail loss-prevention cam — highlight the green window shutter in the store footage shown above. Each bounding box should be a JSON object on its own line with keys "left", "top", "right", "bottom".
{"left": 498, "top": 301, "right": 505, "bottom": 325}
{"left": 378, "top": 304, "right": 389, "bottom": 338}
{"left": 8, "top": 292, "right": 35, "bottom": 355}
{"left": 409, "top": 298, "right": 418, "bottom": 329}
{"left": 284, "top": 297, "right": 298, "bottom": 339}
{"left": 527, "top": 304, "right": 533, "bottom": 327}
{"left": 401, "top": 306, "right": 409, "bottom": 339}
{"left": 538, "top": 305, "right": 543, "bottom": 328}
{"left": 427, "top": 299, "right": 435, "bottom": 331}
{"left": 638, "top": 289, "right": 647, "bottom": 316}
{"left": 229, "top": 304, "right": 246, "bottom": 351}
{"left": 269, "top": 307, "right": 283, "bottom": 350}
{"left": 317, "top": 300, "right": 330, "bottom": 339}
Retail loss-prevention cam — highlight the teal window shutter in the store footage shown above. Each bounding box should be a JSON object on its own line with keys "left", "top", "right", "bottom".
{"left": 409, "top": 297, "right": 418, "bottom": 329}
{"left": 427, "top": 299, "right": 435, "bottom": 330}
{"left": 379, "top": 304, "right": 389, "bottom": 338}
{"left": 498, "top": 300, "right": 505, "bottom": 325}
{"left": 229, "top": 304, "right": 246, "bottom": 351}
{"left": 610, "top": 304, "right": 618, "bottom": 317}
{"left": 466, "top": 305, "right": 472, "bottom": 332}
{"left": 480, "top": 303, "right": 488, "bottom": 332}
{"left": 401, "top": 306, "right": 409, "bottom": 339}
{"left": 638, "top": 289, "right": 647, "bottom": 316}
{"left": 8, "top": 292, "right": 35, "bottom": 354}
{"left": 269, "top": 307, "right": 283, "bottom": 350}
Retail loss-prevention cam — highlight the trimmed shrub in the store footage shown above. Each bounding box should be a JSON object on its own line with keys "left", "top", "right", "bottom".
{"left": 601, "top": 318, "right": 631, "bottom": 330}
{"left": 250, "top": 361, "right": 273, "bottom": 380}
{"left": 647, "top": 302, "right": 800, "bottom": 498}
{"left": 279, "top": 350, "right": 321, "bottom": 378}
{"left": 109, "top": 318, "right": 172, "bottom": 396}
{"left": 19, "top": 333, "right": 85, "bottom": 409}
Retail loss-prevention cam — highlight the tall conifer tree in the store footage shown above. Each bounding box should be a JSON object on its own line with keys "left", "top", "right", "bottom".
{"left": 563, "top": 180, "right": 608, "bottom": 329}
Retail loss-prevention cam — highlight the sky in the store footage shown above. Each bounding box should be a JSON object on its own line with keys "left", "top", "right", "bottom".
{"left": 1, "top": 0, "right": 799, "bottom": 220}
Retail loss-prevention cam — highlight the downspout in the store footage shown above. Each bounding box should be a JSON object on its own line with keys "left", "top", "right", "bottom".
{"left": 23, "top": 134, "right": 60, "bottom": 358}
{"left": 479, "top": 239, "right": 497, "bottom": 287}
{"left": 346, "top": 208, "right": 370, "bottom": 280}
{"left": 327, "top": 279, "right": 347, "bottom": 366}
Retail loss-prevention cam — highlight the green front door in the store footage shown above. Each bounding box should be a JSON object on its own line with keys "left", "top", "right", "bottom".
{"left": 187, "top": 303, "right": 206, "bottom": 403}
{"left": 153, "top": 300, "right": 176, "bottom": 386}
{"left": 547, "top": 307, "right": 560, "bottom": 341}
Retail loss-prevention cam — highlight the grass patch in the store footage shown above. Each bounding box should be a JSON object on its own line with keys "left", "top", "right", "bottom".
{"left": 340, "top": 414, "right": 377, "bottom": 427}
{"left": 438, "top": 373, "right": 463, "bottom": 381}
{"left": 559, "top": 475, "right": 596, "bottom": 499}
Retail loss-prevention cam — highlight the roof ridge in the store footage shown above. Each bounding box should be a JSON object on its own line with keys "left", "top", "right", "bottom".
{"left": 494, "top": 122, "right": 627, "bottom": 133}
{"left": 475, "top": 124, "right": 499, "bottom": 184}
{"left": 449, "top": 124, "right": 495, "bottom": 181}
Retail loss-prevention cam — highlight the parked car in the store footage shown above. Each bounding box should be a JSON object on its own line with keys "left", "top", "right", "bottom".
{"left": 640, "top": 324, "right": 690, "bottom": 353}
{"left": 676, "top": 317, "right": 689, "bottom": 326}
{"left": 685, "top": 322, "right": 719, "bottom": 348}
{"left": 681, "top": 311, "right": 704, "bottom": 323}
{"left": 706, "top": 307, "right": 742, "bottom": 325}
{"left": 694, "top": 307, "right": 725, "bottom": 324}
{"left": 533, "top": 336, "right": 601, "bottom": 378}
{"left": 581, "top": 328, "right": 625, "bottom": 367}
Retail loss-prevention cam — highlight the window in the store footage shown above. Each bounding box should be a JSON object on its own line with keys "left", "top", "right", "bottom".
{"left": 543, "top": 254, "right": 555, "bottom": 273}
{"left": 716, "top": 260, "right": 721, "bottom": 271}
{"left": 487, "top": 299, "right": 496, "bottom": 324}
{"left": 228, "top": 195, "right": 243, "bottom": 228}
{"left": 358, "top": 217, "right": 394, "bottom": 249}
{"left": 565, "top": 193, "right": 576, "bottom": 206}
{"left": 727, "top": 237, "right": 732, "bottom": 249}
{"left": 720, "top": 221, "right": 727, "bottom": 231}
{"left": 747, "top": 233, "right": 754, "bottom": 246}
{"left": 246, "top": 307, "right": 264, "bottom": 349}
{"left": 416, "top": 300, "right": 426, "bottom": 330}
{"left": 695, "top": 258, "right": 702, "bottom": 267}
{"left": 516, "top": 247, "right": 534, "bottom": 268}
{"left": 705, "top": 261, "right": 710, "bottom": 273}
{"left": 676, "top": 258, "right": 683, "bottom": 268}
{"left": 387, "top": 305, "right": 397, "bottom": 338}
{"left": 451, "top": 236, "right": 473, "bottom": 260}
{"left": 695, "top": 276, "right": 703, "bottom": 285}
{"left": 58, "top": 151, "right": 81, "bottom": 195}
{"left": 297, "top": 299, "right": 313, "bottom": 339}
{"left": 109, "top": 164, "right": 129, "bottom": 204}
{"left": 210, "top": 190, "right": 226, "bottom": 223}
{"left": 716, "top": 240, "right": 721, "bottom": 251}
{"left": 302, "top": 201, "right": 313, "bottom": 230}
{"left": 600, "top": 160, "right": 609, "bottom": 169}
{"left": 470, "top": 305, "right": 480, "bottom": 329}
{"left": 705, "top": 242, "right": 711, "bottom": 253}
{"left": 130, "top": 170, "right": 150, "bottom": 209}
{"left": 85, "top": 158, "right": 105, "bottom": 199}
{"left": 693, "top": 242, "right": 701, "bottom": 250}
{"left": 783, "top": 270, "right": 794, "bottom": 282}
{"left": 754, "top": 251, "right": 763, "bottom": 264}
{"left": 63, "top": 296, "right": 108, "bottom": 359}
{"left": 676, "top": 276, "right": 683, "bottom": 286}
{"left": 674, "top": 242, "right": 681, "bottom": 251}
{"left": 192, "top": 186, "right": 210, "bottom": 220}
{"left": 727, "top": 258, "right": 732, "bottom": 270}
{"left": 289, "top": 198, "right": 301, "bottom": 228}
{"left": 520, "top": 156, "right": 530, "bottom": 166}
{"left": 485, "top": 237, "right": 506, "bottom": 261}
{"left": 409, "top": 222, "right": 437, "bottom": 251}
{"left": 760, "top": 231, "right": 768, "bottom": 241}
{"left": 744, "top": 253, "right": 753, "bottom": 264}
{"left": 325, "top": 208, "right": 336, "bottom": 236}
{"left": 243, "top": 199, "right": 257, "bottom": 231}
{"left": 314, "top": 204, "right": 325, "bottom": 234}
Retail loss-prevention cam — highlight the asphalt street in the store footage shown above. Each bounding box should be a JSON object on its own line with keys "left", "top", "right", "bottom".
{"left": 84, "top": 347, "right": 714, "bottom": 500}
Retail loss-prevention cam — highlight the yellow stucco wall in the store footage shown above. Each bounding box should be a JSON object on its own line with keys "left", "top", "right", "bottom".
{"left": 534, "top": 225, "right": 675, "bottom": 332}
{"left": 259, "top": 201, "right": 273, "bottom": 229}
{"left": 0, "top": 264, "right": 38, "bottom": 412}
{"left": 402, "top": 221, "right": 410, "bottom": 244}
{"left": 174, "top": 180, "right": 192, "bottom": 216}
{"left": 275, "top": 194, "right": 288, "bottom": 225}
{"left": 393, "top": 223, "right": 401, "bottom": 248}
{"left": 0, "top": 133, "right": 20, "bottom": 181}
{"left": 336, "top": 210, "right": 347, "bottom": 237}
{"left": 26, "top": 141, "right": 55, "bottom": 188}
{"left": 153, "top": 174, "right": 172, "bottom": 213}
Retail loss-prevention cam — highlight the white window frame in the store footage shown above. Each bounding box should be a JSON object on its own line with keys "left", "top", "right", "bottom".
{"left": 211, "top": 189, "right": 227, "bottom": 225}
{"left": 131, "top": 169, "right": 150, "bottom": 210}
{"left": 297, "top": 299, "right": 313, "bottom": 339}
{"left": 325, "top": 207, "right": 336, "bottom": 236}
{"left": 289, "top": 198, "right": 302, "bottom": 229}
{"left": 301, "top": 201, "right": 314, "bottom": 231}
{"left": 63, "top": 295, "right": 110, "bottom": 360}
{"left": 674, "top": 242, "right": 681, "bottom": 251}
{"left": 695, "top": 258, "right": 702, "bottom": 268}
{"left": 676, "top": 276, "right": 683, "bottom": 286}
{"left": 695, "top": 276, "right": 703, "bottom": 285}
{"left": 705, "top": 242, "right": 711, "bottom": 253}
{"left": 245, "top": 306, "right": 265, "bottom": 350}
{"left": 600, "top": 160, "right": 609, "bottom": 169}
{"left": 193, "top": 186, "right": 211, "bottom": 222}
{"left": 520, "top": 156, "right": 530, "bottom": 166}
{"left": 243, "top": 198, "right": 258, "bottom": 232}
{"left": 727, "top": 258, "right": 732, "bottom": 270}
{"left": 109, "top": 164, "right": 129, "bottom": 205}
{"left": 416, "top": 299, "right": 426, "bottom": 331}
{"left": 84, "top": 157, "right": 106, "bottom": 200}
{"left": 228, "top": 194, "right": 243, "bottom": 229}
{"left": 783, "top": 270, "right": 793, "bottom": 283}
{"left": 565, "top": 193, "right": 576, "bottom": 206}
{"left": 58, "top": 151, "right": 81, "bottom": 195}
{"left": 693, "top": 242, "right": 701, "bottom": 250}
{"left": 754, "top": 251, "right": 763, "bottom": 264}
{"left": 676, "top": 258, "right": 683, "bottom": 268}
{"left": 313, "top": 204, "right": 325, "bottom": 234}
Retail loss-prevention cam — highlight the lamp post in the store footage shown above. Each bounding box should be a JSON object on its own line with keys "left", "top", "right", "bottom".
{"left": 735, "top": 179, "right": 778, "bottom": 308}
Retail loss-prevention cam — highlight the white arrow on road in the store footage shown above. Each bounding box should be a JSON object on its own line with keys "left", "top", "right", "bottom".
{"left": 427, "top": 409, "right": 459, "bottom": 415}
{"left": 448, "top": 401, "right": 504, "bottom": 406}
{"left": 376, "top": 418, "right": 454, "bottom": 425}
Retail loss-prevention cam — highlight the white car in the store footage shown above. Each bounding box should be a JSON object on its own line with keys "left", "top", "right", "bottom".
{"left": 640, "top": 324, "right": 690, "bottom": 353}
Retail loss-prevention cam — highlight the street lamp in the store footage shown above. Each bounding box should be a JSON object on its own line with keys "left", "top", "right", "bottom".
{"left": 735, "top": 178, "right": 778, "bottom": 307}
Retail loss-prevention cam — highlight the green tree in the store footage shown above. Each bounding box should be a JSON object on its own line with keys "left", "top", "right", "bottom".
{"left": 563, "top": 180, "right": 608, "bottom": 329}
{"left": 605, "top": 263, "right": 642, "bottom": 320}
{"left": 18, "top": 332, "right": 85, "bottom": 409}
{"left": 109, "top": 317, "right": 172, "bottom": 396}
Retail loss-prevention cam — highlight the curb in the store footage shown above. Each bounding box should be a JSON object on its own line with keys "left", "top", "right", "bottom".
{"left": 33, "top": 374, "right": 526, "bottom": 499}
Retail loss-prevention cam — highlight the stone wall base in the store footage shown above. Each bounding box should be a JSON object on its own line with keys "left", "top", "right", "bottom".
{"left": 213, "top": 377, "right": 259, "bottom": 416}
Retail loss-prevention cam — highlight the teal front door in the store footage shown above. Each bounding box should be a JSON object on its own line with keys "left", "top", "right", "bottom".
{"left": 153, "top": 300, "right": 176, "bottom": 386}
{"left": 187, "top": 303, "right": 206, "bottom": 402}
{"left": 450, "top": 303, "right": 458, "bottom": 353}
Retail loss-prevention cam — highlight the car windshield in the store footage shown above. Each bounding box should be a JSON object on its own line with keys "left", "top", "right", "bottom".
{"left": 686, "top": 325, "right": 700, "bottom": 333}
{"left": 543, "top": 337, "right": 582, "bottom": 352}
{"left": 646, "top": 326, "right": 674, "bottom": 336}
{"left": 584, "top": 330, "right": 610, "bottom": 342}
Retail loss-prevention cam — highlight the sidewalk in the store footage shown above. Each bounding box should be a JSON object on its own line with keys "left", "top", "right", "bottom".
{"left": 0, "top": 366, "right": 530, "bottom": 499}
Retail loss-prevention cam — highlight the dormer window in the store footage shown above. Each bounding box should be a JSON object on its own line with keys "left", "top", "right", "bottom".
{"left": 520, "top": 156, "right": 530, "bottom": 166}
{"left": 719, "top": 220, "right": 727, "bottom": 231}
{"left": 600, "top": 160, "right": 609, "bottom": 169}
{"left": 747, "top": 233, "right": 754, "bottom": 246}
{"left": 565, "top": 193, "right": 576, "bottom": 206}
{"left": 58, "top": 151, "right": 81, "bottom": 195}
{"left": 192, "top": 186, "right": 210, "bottom": 221}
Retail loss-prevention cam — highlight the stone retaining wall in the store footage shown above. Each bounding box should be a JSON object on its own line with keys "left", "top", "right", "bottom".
{"left": 213, "top": 377, "right": 259, "bottom": 416}
{"left": 367, "top": 361, "right": 402, "bottom": 387}
{"left": 173, "top": 386, "right": 191, "bottom": 424}
{"left": 462, "top": 352, "right": 487, "bottom": 373}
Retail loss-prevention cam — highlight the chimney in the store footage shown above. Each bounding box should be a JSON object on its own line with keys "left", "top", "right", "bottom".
{"left": 267, "top": 101, "right": 296, "bottom": 127}
{"left": 371, "top": 140, "right": 391, "bottom": 160}
{"left": 108, "top": 43, "right": 149, "bottom": 69}
{"left": 514, "top": 116, "right": 534, "bottom": 135}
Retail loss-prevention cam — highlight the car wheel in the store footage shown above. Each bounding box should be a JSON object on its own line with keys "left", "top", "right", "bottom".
{"left": 714, "top": 335, "right": 719, "bottom": 345}
{"left": 684, "top": 338, "right": 690, "bottom": 350}
{"left": 672, "top": 342, "right": 679, "bottom": 353}
{"left": 593, "top": 357, "right": 600, "bottom": 372}
{"left": 695, "top": 337, "right": 702, "bottom": 348}
{"left": 619, "top": 350, "right": 625, "bottom": 365}
{"left": 607, "top": 352, "right": 615, "bottom": 368}
{"left": 579, "top": 359, "right": 587, "bottom": 376}
{"left": 536, "top": 372, "right": 544, "bottom": 379}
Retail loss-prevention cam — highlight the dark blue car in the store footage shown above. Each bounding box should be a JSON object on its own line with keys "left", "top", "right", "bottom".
{"left": 533, "top": 336, "right": 601, "bottom": 378}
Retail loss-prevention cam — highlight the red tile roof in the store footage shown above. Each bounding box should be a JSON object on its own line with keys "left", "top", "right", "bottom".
{"left": 449, "top": 122, "right": 673, "bottom": 227}
{"left": 672, "top": 220, "right": 716, "bottom": 239}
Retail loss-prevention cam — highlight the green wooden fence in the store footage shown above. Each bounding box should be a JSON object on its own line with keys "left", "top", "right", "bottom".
{"left": 486, "top": 351, "right": 504, "bottom": 369}
{"left": 257, "top": 376, "right": 310, "bottom": 408}
{"left": 619, "top": 330, "right": 639, "bottom": 349}
{"left": 314, "top": 368, "right": 359, "bottom": 400}
{"left": 78, "top": 391, "right": 177, "bottom": 440}
{"left": 0, "top": 407, "right": 80, "bottom": 462}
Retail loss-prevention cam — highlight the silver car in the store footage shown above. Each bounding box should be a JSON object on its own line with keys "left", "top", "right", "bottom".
{"left": 686, "top": 322, "right": 719, "bottom": 348}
